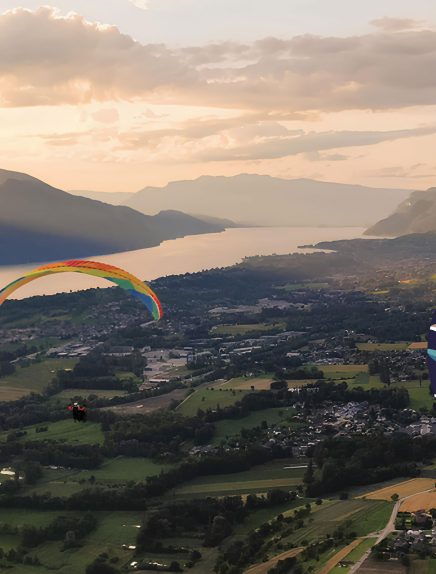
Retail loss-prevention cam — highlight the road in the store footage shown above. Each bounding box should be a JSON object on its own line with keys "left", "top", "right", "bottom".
{"left": 347, "top": 486, "right": 434, "bottom": 574}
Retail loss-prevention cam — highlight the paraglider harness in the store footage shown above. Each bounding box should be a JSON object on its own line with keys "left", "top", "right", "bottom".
{"left": 67, "top": 402, "right": 87, "bottom": 422}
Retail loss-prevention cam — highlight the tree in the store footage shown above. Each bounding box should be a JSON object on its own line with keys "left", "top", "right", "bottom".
{"left": 23, "top": 461, "right": 42, "bottom": 485}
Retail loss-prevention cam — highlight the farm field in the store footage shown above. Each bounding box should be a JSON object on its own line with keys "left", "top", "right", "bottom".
{"left": 320, "top": 364, "right": 369, "bottom": 384}
{"left": 211, "top": 407, "right": 295, "bottom": 444}
{"left": 400, "top": 490, "right": 436, "bottom": 512}
{"left": 106, "top": 387, "right": 188, "bottom": 414}
{"left": 357, "top": 557, "right": 406, "bottom": 573}
{"left": 318, "top": 538, "right": 362, "bottom": 574}
{"left": 221, "top": 375, "right": 274, "bottom": 390}
{"left": 177, "top": 387, "right": 248, "bottom": 417}
{"left": 244, "top": 547, "right": 303, "bottom": 574}
{"left": 222, "top": 375, "right": 316, "bottom": 391}
{"left": 280, "top": 499, "right": 392, "bottom": 546}
{"left": 0, "top": 418, "right": 105, "bottom": 445}
{"left": 173, "top": 460, "right": 306, "bottom": 496}
{"left": 329, "top": 537, "right": 377, "bottom": 574}
{"left": 211, "top": 322, "right": 286, "bottom": 335}
{"left": 0, "top": 358, "right": 77, "bottom": 399}
{"left": 409, "top": 559, "right": 436, "bottom": 573}
{"left": 409, "top": 342, "right": 428, "bottom": 350}
{"left": 321, "top": 364, "right": 369, "bottom": 375}
{"left": 356, "top": 343, "right": 410, "bottom": 351}
{"left": 359, "top": 478, "right": 435, "bottom": 501}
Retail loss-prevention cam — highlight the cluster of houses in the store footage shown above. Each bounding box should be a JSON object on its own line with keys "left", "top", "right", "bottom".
{"left": 406, "top": 416, "right": 436, "bottom": 437}
{"left": 391, "top": 512, "right": 436, "bottom": 557}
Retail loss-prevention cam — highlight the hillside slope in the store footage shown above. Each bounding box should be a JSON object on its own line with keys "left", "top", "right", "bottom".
{"left": 0, "top": 174, "right": 224, "bottom": 265}
{"left": 365, "top": 188, "right": 436, "bottom": 236}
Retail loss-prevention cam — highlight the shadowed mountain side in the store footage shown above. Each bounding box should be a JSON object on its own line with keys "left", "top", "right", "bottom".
{"left": 365, "top": 188, "right": 436, "bottom": 236}
{"left": 0, "top": 176, "right": 225, "bottom": 265}
{"left": 0, "top": 224, "right": 115, "bottom": 266}
{"left": 125, "top": 174, "right": 413, "bottom": 227}
{"left": 68, "top": 190, "right": 134, "bottom": 205}
{"left": 0, "top": 168, "right": 37, "bottom": 186}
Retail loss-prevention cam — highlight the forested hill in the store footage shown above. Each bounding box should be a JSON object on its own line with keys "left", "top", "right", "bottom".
{"left": 0, "top": 171, "right": 225, "bottom": 265}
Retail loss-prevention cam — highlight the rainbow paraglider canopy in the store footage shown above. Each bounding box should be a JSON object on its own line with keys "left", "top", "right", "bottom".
{"left": 0, "top": 260, "right": 163, "bottom": 320}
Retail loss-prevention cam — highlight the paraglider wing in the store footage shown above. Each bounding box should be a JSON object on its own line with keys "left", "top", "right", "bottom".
{"left": 0, "top": 260, "right": 163, "bottom": 320}
{"left": 428, "top": 311, "right": 436, "bottom": 397}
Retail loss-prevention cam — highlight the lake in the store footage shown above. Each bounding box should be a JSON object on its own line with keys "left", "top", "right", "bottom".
{"left": 0, "top": 226, "right": 365, "bottom": 300}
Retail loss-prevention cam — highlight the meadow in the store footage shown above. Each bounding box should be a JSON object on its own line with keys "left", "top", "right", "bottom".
{"left": 0, "top": 358, "right": 77, "bottom": 399}
{"left": 280, "top": 499, "right": 392, "bottom": 546}
{"left": 172, "top": 460, "right": 306, "bottom": 497}
{"left": 0, "top": 418, "right": 105, "bottom": 445}
{"left": 24, "top": 457, "right": 173, "bottom": 499}
{"left": 211, "top": 407, "right": 295, "bottom": 444}
{"left": 2, "top": 511, "right": 145, "bottom": 574}
{"left": 176, "top": 387, "right": 248, "bottom": 417}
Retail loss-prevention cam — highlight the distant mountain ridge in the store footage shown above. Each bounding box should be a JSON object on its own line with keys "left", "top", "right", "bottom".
{"left": 68, "top": 190, "right": 134, "bottom": 205}
{"left": 0, "top": 171, "right": 225, "bottom": 265}
{"left": 124, "top": 174, "right": 414, "bottom": 227}
{"left": 365, "top": 188, "right": 436, "bottom": 236}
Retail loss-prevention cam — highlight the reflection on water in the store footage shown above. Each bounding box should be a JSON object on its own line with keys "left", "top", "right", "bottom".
{"left": 0, "top": 227, "right": 364, "bottom": 300}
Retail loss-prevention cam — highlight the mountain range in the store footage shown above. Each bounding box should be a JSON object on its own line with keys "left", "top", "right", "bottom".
{"left": 123, "top": 174, "right": 413, "bottom": 228}
{"left": 365, "top": 188, "right": 436, "bottom": 236}
{"left": 0, "top": 169, "right": 225, "bottom": 265}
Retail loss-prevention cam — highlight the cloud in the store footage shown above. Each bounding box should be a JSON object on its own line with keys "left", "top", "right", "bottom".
{"left": 193, "top": 126, "right": 436, "bottom": 162}
{"left": 128, "top": 0, "right": 149, "bottom": 10}
{"left": 305, "top": 151, "right": 349, "bottom": 162}
{"left": 92, "top": 108, "right": 120, "bottom": 124}
{"left": 371, "top": 17, "right": 424, "bottom": 32}
{"left": 2, "top": 7, "right": 436, "bottom": 115}
{"left": 372, "top": 163, "right": 436, "bottom": 179}
{"left": 0, "top": 7, "right": 193, "bottom": 107}
{"left": 109, "top": 118, "right": 436, "bottom": 163}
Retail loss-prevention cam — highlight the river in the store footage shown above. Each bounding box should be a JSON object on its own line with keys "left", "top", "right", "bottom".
{"left": 0, "top": 226, "right": 365, "bottom": 300}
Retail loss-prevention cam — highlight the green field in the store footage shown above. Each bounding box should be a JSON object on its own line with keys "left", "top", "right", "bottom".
{"left": 345, "top": 375, "right": 433, "bottom": 409}
{"left": 26, "top": 457, "right": 173, "bottom": 498}
{"left": 0, "top": 508, "right": 215, "bottom": 574}
{"left": 173, "top": 460, "right": 306, "bottom": 497}
{"left": 357, "top": 342, "right": 410, "bottom": 351}
{"left": 14, "top": 511, "right": 143, "bottom": 574}
{"left": 221, "top": 374, "right": 273, "bottom": 390}
{"left": 0, "top": 419, "right": 105, "bottom": 445}
{"left": 211, "top": 322, "right": 285, "bottom": 335}
{"left": 330, "top": 537, "right": 377, "bottom": 574}
{"left": 280, "top": 499, "right": 392, "bottom": 546}
{"left": 0, "top": 358, "right": 77, "bottom": 400}
{"left": 177, "top": 387, "right": 248, "bottom": 417}
{"left": 211, "top": 407, "right": 295, "bottom": 444}
{"left": 321, "top": 364, "right": 369, "bottom": 384}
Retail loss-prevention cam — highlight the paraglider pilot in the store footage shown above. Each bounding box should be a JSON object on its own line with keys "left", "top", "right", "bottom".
{"left": 67, "top": 402, "right": 87, "bottom": 422}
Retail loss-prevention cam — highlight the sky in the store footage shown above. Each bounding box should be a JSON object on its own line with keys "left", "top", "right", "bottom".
{"left": 1, "top": 0, "right": 436, "bottom": 192}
